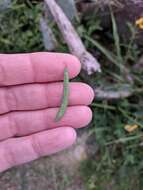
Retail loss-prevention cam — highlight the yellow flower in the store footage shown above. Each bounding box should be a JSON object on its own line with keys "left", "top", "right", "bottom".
{"left": 136, "top": 17, "right": 143, "bottom": 29}
{"left": 124, "top": 124, "right": 139, "bottom": 133}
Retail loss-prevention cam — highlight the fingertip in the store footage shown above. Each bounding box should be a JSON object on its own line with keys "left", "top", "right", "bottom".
{"left": 62, "top": 127, "right": 77, "bottom": 145}
{"left": 86, "top": 85, "right": 95, "bottom": 104}
{"left": 83, "top": 106, "right": 93, "bottom": 126}
{"left": 78, "top": 106, "right": 93, "bottom": 127}
{"left": 64, "top": 54, "right": 81, "bottom": 78}
{"left": 35, "top": 127, "right": 77, "bottom": 156}
{"left": 77, "top": 83, "right": 95, "bottom": 104}
{"left": 52, "top": 106, "right": 93, "bottom": 129}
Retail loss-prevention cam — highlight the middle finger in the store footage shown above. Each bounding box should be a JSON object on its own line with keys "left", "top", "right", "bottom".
{"left": 0, "top": 82, "right": 94, "bottom": 114}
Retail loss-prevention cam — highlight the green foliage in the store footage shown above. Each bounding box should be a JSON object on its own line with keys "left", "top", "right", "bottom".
{"left": 80, "top": 99, "right": 143, "bottom": 190}
{"left": 78, "top": 10, "right": 143, "bottom": 190}
{"left": 110, "top": 7, "right": 122, "bottom": 64}
{"left": 0, "top": 0, "right": 44, "bottom": 53}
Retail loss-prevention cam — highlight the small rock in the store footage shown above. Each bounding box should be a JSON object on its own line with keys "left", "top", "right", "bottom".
{"left": 57, "top": 0, "right": 78, "bottom": 21}
{"left": 44, "top": 0, "right": 78, "bottom": 22}
{"left": 0, "top": 0, "right": 11, "bottom": 11}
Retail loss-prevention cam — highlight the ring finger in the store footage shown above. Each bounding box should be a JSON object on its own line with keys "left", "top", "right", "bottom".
{"left": 0, "top": 106, "right": 92, "bottom": 141}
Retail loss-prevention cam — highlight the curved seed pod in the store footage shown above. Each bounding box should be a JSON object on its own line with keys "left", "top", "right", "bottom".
{"left": 55, "top": 68, "right": 69, "bottom": 122}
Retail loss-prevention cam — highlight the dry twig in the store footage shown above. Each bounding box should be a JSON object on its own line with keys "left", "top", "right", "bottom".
{"left": 94, "top": 87, "right": 133, "bottom": 100}
{"left": 44, "top": 0, "right": 101, "bottom": 75}
{"left": 39, "top": 16, "right": 57, "bottom": 51}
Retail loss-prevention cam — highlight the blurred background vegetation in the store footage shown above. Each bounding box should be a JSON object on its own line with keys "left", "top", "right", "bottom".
{"left": 0, "top": 0, "right": 143, "bottom": 189}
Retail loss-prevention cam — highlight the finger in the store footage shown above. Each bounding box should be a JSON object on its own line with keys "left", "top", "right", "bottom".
{"left": 0, "top": 52, "right": 81, "bottom": 86}
{"left": 0, "top": 106, "right": 92, "bottom": 141}
{"left": 0, "top": 82, "right": 94, "bottom": 114}
{"left": 0, "top": 127, "right": 76, "bottom": 172}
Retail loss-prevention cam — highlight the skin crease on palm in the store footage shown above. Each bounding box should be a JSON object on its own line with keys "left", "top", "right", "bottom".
{"left": 0, "top": 52, "right": 94, "bottom": 173}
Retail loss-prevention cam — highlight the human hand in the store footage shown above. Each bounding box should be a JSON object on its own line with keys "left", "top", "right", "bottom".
{"left": 0, "top": 52, "right": 94, "bottom": 172}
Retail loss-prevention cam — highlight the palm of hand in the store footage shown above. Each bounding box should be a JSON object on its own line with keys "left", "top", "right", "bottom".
{"left": 0, "top": 52, "right": 94, "bottom": 172}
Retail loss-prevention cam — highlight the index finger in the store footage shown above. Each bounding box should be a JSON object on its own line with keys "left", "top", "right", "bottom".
{"left": 0, "top": 52, "right": 81, "bottom": 86}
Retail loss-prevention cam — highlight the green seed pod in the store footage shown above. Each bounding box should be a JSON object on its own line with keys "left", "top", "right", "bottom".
{"left": 55, "top": 68, "right": 69, "bottom": 122}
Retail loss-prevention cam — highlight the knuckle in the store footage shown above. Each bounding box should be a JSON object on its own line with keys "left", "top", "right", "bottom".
{"left": 7, "top": 113, "right": 18, "bottom": 137}
{"left": 5, "top": 87, "right": 18, "bottom": 111}
{"left": 3, "top": 142, "right": 17, "bottom": 167}
{"left": 30, "top": 135, "right": 43, "bottom": 158}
